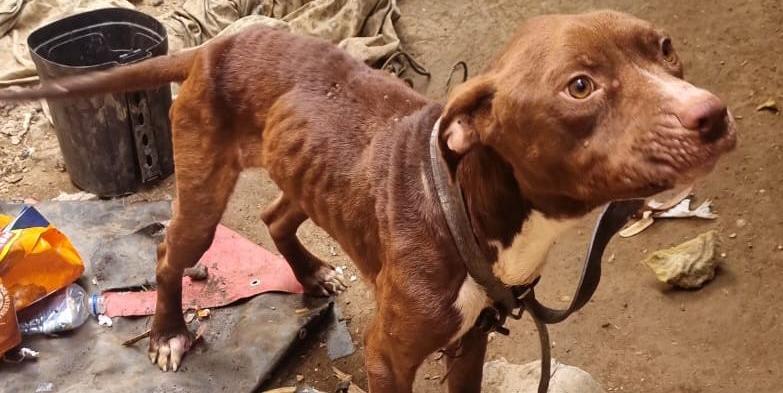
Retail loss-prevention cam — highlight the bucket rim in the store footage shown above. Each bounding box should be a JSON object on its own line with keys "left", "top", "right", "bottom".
{"left": 28, "top": 7, "right": 168, "bottom": 71}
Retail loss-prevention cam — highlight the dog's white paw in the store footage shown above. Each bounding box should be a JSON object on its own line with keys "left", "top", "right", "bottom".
{"left": 301, "top": 265, "right": 348, "bottom": 296}
{"left": 148, "top": 334, "right": 192, "bottom": 372}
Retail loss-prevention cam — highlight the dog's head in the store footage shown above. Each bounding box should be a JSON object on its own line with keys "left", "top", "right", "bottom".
{"left": 441, "top": 10, "right": 737, "bottom": 213}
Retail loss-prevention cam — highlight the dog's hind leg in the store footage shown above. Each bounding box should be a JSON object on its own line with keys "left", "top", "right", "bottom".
{"left": 148, "top": 93, "right": 241, "bottom": 372}
{"left": 261, "top": 193, "right": 346, "bottom": 295}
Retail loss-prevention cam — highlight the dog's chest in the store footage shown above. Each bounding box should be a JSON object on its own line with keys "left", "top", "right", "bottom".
{"left": 451, "top": 211, "right": 578, "bottom": 341}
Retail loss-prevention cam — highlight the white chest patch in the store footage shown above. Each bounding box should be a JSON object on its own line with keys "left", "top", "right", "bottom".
{"left": 492, "top": 211, "right": 579, "bottom": 286}
{"left": 451, "top": 210, "right": 578, "bottom": 342}
{"left": 452, "top": 275, "right": 489, "bottom": 342}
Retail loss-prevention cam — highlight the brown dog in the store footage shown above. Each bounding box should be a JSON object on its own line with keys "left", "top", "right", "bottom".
{"left": 0, "top": 10, "right": 736, "bottom": 392}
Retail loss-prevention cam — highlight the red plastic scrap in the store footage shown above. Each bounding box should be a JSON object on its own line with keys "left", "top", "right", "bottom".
{"left": 103, "top": 225, "right": 303, "bottom": 317}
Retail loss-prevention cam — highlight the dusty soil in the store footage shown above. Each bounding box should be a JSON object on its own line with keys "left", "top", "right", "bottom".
{"left": 1, "top": 1, "right": 781, "bottom": 392}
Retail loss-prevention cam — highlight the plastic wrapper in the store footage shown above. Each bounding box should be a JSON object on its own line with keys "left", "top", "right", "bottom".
{"left": 0, "top": 280, "right": 21, "bottom": 355}
{"left": 0, "top": 206, "right": 84, "bottom": 310}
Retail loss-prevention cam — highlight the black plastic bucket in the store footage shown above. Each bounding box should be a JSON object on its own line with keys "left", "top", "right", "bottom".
{"left": 28, "top": 8, "right": 174, "bottom": 197}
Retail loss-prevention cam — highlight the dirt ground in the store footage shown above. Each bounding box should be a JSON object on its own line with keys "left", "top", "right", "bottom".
{"left": 1, "top": 0, "right": 782, "bottom": 392}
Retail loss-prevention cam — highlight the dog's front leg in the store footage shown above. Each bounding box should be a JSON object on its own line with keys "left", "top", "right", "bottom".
{"left": 148, "top": 98, "right": 241, "bottom": 371}
{"left": 444, "top": 327, "right": 488, "bottom": 393}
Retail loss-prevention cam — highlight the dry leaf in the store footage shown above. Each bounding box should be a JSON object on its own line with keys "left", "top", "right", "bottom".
{"left": 647, "top": 185, "right": 693, "bottom": 211}
{"left": 332, "top": 366, "right": 353, "bottom": 382}
{"left": 756, "top": 99, "right": 779, "bottom": 113}
{"left": 619, "top": 210, "right": 654, "bottom": 237}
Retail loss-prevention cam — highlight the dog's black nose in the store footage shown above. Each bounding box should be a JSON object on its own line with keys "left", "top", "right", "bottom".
{"left": 679, "top": 94, "right": 729, "bottom": 142}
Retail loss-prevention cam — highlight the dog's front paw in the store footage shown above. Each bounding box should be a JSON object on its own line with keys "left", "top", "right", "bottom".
{"left": 300, "top": 265, "right": 348, "bottom": 296}
{"left": 148, "top": 330, "right": 192, "bottom": 372}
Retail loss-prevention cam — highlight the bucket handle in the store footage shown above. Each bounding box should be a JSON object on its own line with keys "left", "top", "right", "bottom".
{"left": 127, "top": 91, "right": 162, "bottom": 183}
{"left": 118, "top": 48, "right": 152, "bottom": 64}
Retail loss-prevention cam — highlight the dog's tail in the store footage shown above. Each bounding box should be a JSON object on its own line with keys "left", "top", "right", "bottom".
{"left": 0, "top": 48, "right": 198, "bottom": 101}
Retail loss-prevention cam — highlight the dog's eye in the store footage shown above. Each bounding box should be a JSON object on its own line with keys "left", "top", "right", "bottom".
{"left": 567, "top": 76, "right": 594, "bottom": 99}
{"left": 661, "top": 38, "right": 676, "bottom": 63}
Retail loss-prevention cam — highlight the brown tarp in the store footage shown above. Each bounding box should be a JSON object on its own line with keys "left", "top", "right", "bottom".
{"left": 0, "top": 0, "right": 404, "bottom": 86}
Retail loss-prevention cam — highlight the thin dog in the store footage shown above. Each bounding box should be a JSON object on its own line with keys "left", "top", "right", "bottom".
{"left": 0, "top": 10, "right": 737, "bottom": 392}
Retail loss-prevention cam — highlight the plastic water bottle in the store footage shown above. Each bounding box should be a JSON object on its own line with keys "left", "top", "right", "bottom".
{"left": 18, "top": 283, "right": 102, "bottom": 335}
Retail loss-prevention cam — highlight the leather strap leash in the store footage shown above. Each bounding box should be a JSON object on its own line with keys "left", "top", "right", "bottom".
{"left": 428, "top": 118, "right": 644, "bottom": 392}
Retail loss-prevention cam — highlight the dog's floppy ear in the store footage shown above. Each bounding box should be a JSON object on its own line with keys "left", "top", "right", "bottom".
{"left": 440, "top": 75, "right": 496, "bottom": 155}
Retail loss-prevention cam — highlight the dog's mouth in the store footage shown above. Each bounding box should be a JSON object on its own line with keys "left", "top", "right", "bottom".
{"left": 618, "top": 115, "right": 737, "bottom": 198}
{"left": 643, "top": 116, "right": 737, "bottom": 189}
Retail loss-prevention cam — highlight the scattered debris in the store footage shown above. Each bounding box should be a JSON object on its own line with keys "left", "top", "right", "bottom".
{"left": 332, "top": 366, "right": 367, "bottom": 393}
{"left": 196, "top": 308, "right": 211, "bottom": 319}
{"left": 621, "top": 188, "right": 717, "bottom": 237}
{"left": 35, "top": 382, "right": 54, "bottom": 392}
{"left": 654, "top": 198, "right": 717, "bottom": 219}
{"left": 3, "top": 347, "right": 40, "bottom": 363}
{"left": 332, "top": 366, "right": 353, "bottom": 383}
{"left": 647, "top": 186, "right": 693, "bottom": 211}
{"left": 21, "top": 112, "right": 33, "bottom": 134}
{"left": 262, "top": 388, "right": 296, "bottom": 393}
{"left": 755, "top": 99, "right": 779, "bottom": 113}
{"left": 482, "top": 358, "right": 606, "bottom": 393}
{"left": 184, "top": 264, "right": 209, "bottom": 281}
{"left": 4, "top": 174, "right": 23, "bottom": 184}
{"left": 51, "top": 191, "right": 97, "bottom": 201}
{"left": 643, "top": 230, "right": 720, "bottom": 289}
{"left": 97, "top": 315, "right": 113, "bottom": 327}
{"left": 619, "top": 210, "right": 654, "bottom": 238}
{"left": 122, "top": 329, "right": 151, "bottom": 347}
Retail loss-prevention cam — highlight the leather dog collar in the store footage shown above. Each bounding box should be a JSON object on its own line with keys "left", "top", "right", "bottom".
{"left": 428, "top": 118, "right": 644, "bottom": 392}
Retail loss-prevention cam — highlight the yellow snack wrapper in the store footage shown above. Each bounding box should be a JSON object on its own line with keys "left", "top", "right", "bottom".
{"left": 0, "top": 206, "right": 84, "bottom": 310}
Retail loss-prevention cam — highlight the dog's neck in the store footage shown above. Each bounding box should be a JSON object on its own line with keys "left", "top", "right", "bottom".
{"left": 455, "top": 146, "right": 588, "bottom": 285}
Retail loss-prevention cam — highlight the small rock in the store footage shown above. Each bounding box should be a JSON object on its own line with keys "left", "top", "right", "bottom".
{"left": 183, "top": 264, "right": 209, "bottom": 281}
{"left": 149, "top": 0, "right": 163, "bottom": 5}
{"left": 735, "top": 218, "right": 747, "bottom": 228}
{"left": 777, "top": 245, "right": 783, "bottom": 251}
{"left": 643, "top": 230, "right": 720, "bottom": 289}
{"left": 483, "top": 358, "right": 606, "bottom": 393}
{"left": 296, "top": 374, "right": 305, "bottom": 383}
{"left": 728, "top": 233, "right": 737, "bottom": 239}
